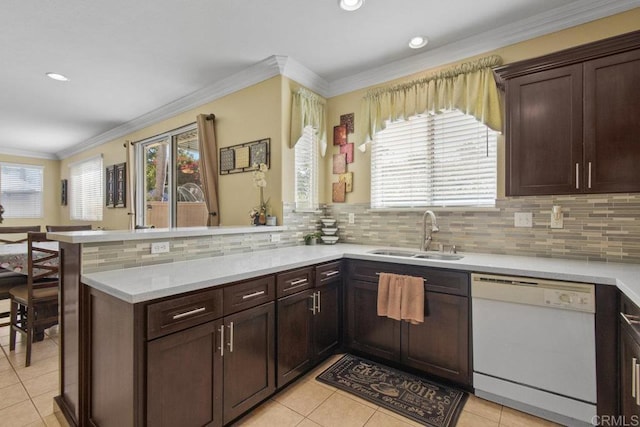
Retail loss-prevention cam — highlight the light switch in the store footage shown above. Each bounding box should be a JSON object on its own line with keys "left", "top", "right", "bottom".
{"left": 514, "top": 212, "right": 533, "bottom": 228}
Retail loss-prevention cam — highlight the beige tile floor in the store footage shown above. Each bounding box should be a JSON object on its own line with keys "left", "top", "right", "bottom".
{"left": 234, "top": 353, "right": 563, "bottom": 427}
{"left": 0, "top": 298, "right": 560, "bottom": 427}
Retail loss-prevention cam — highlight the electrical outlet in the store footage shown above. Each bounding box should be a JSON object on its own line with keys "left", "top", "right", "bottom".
{"left": 271, "top": 233, "right": 280, "bottom": 243}
{"left": 550, "top": 213, "right": 563, "bottom": 229}
{"left": 348, "top": 213, "right": 355, "bottom": 224}
{"left": 514, "top": 212, "right": 533, "bottom": 228}
{"left": 151, "top": 241, "right": 170, "bottom": 254}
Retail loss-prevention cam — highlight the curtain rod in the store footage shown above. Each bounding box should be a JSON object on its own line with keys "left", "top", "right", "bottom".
{"left": 122, "top": 115, "right": 214, "bottom": 148}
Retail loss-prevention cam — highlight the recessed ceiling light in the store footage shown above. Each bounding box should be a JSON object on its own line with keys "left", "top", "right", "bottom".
{"left": 409, "top": 36, "right": 428, "bottom": 49}
{"left": 339, "top": 0, "right": 364, "bottom": 11}
{"left": 46, "top": 72, "right": 70, "bottom": 82}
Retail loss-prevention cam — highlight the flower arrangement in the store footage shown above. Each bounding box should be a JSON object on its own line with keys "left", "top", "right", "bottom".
{"left": 250, "top": 163, "right": 269, "bottom": 225}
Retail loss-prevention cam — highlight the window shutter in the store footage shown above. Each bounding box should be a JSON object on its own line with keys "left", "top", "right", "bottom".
{"left": 294, "top": 126, "right": 318, "bottom": 210}
{"left": 70, "top": 155, "right": 103, "bottom": 221}
{"left": 0, "top": 163, "right": 44, "bottom": 218}
{"left": 371, "top": 110, "right": 497, "bottom": 208}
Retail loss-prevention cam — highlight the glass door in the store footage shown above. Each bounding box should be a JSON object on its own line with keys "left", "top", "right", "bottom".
{"left": 140, "top": 136, "right": 171, "bottom": 228}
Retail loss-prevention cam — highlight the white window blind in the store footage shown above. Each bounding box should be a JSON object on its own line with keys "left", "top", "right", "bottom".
{"left": 371, "top": 110, "right": 497, "bottom": 208}
{"left": 294, "top": 126, "right": 318, "bottom": 210}
{"left": 0, "top": 163, "right": 43, "bottom": 218}
{"left": 70, "top": 155, "right": 103, "bottom": 221}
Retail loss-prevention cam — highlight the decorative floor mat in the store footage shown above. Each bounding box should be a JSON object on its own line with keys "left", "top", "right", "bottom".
{"left": 317, "top": 354, "right": 466, "bottom": 427}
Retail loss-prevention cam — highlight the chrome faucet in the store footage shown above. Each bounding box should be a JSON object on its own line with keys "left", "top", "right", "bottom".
{"left": 420, "top": 210, "right": 439, "bottom": 251}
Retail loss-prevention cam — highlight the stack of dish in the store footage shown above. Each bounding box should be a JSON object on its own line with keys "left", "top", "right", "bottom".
{"left": 320, "top": 218, "right": 339, "bottom": 244}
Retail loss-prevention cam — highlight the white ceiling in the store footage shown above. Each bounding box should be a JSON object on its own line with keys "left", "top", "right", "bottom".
{"left": 1, "top": 0, "right": 638, "bottom": 159}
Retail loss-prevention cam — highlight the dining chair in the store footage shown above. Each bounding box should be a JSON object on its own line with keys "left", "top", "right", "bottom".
{"left": 9, "top": 232, "right": 59, "bottom": 366}
{"left": 46, "top": 225, "right": 92, "bottom": 232}
{"left": 0, "top": 226, "right": 40, "bottom": 327}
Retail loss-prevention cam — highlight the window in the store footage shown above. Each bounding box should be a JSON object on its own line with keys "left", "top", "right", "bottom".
{"left": 70, "top": 155, "right": 103, "bottom": 221}
{"left": 0, "top": 163, "right": 43, "bottom": 218}
{"left": 137, "top": 125, "right": 205, "bottom": 228}
{"left": 294, "top": 126, "right": 318, "bottom": 210}
{"left": 371, "top": 110, "right": 497, "bottom": 208}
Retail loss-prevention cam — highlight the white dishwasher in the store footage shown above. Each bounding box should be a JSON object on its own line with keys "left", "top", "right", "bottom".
{"left": 471, "top": 273, "right": 596, "bottom": 427}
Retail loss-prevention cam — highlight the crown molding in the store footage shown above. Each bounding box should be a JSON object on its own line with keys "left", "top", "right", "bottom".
{"left": 57, "top": 55, "right": 285, "bottom": 159}
{"left": 327, "top": 0, "right": 640, "bottom": 97}
{"left": 277, "top": 56, "right": 330, "bottom": 97}
{"left": 0, "top": 146, "right": 58, "bottom": 160}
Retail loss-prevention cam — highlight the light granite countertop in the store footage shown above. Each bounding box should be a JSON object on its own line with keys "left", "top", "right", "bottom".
{"left": 81, "top": 243, "right": 640, "bottom": 305}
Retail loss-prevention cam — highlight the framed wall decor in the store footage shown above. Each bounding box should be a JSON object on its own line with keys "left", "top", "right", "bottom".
{"left": 219, "top": 138, "right": 270, "bottom": 175}
{"left": 61, "top": 179, "right": 68, "bottom": 206}
{"left": 105, "top": 165, "right": 115, "bottom": 207}
{"left": 333, "top": 125, "right": 347, "bottom": 146}
{"left": 114, "top": 163, "right": 126, "bottom": 208}
{"left": 105, "top": 163, "right": 126, "bottom": 208}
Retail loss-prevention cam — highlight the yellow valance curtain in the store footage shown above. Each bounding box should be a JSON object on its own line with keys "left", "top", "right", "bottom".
{"left": 290, "top": 88, "right": 328, "bottom": 157}
{"left": 360, "top": 55, "right": 503, "bottom": 148}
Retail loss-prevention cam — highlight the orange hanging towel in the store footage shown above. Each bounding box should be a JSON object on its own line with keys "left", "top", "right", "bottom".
{"left": 377, "top": 273, "right": 424, "bottom": 324}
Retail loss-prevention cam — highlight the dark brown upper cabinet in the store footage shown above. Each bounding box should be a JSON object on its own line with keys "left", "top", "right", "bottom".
{"left": 495, "top": 30, "right": 640, "bottom": 196}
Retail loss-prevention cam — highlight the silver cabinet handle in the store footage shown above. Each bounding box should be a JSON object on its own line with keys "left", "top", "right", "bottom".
{"left": 575, "top": 163, "right": 579, "bottom": 190}
{"left": 219, "top": 325, "right": 225, "bottom": 357}
{"left": 621, "top": 312, "right": 640, "bottom": 325}
{"left": 309, "top": 293, "right": 316, "bottom": 314}
{"left": 172, "top": 307, "right": 205, "bottom": 320}
{"left": 227, "top": 322, "right": 234, "bottom": 353}
{"left": 242, "top": 290, "right": 265, "bottom": 300}
{"left": 633, "top": 358, "right": 637, "bottom": 399}
{"left": 290, "top": 278, "right": 308, "bottom": 286}
{"left": 588, "top": 162, "right": 592, "bottom": 189}
{"left": 323, "top": 271, "right": 340, "bottom": 278}
{"left": 316, "top": 291, "right": 321, "bottom": 313}
{"left": 636, "top": 360, "right": 640, "bottom": 406}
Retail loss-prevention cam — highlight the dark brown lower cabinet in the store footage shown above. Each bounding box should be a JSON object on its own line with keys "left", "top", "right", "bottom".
{"left": 401, "top": 292, "right": 469, "bottom": 385}
{"left": 222, "top": 302, "right": 275, "bottom": 425}
{"left": 314, "top": 280, "right": 341, "bottom": 361}
{"left": 277, "top": 290, "right": 315, "bottom": 387}
{"left": 620, "top": 326, "right": 640, "bottom": 420}
{"left": 345, "top": 262, "right": 471, "bottom": 387}
{"left": 276, "top": 281, "right": 342, "bottom": 388}
{"left": 346, "top": 279, "right": 400, "bottom": 361}
{"left": 147, "top": 320, "right": 223, "bottom": 427}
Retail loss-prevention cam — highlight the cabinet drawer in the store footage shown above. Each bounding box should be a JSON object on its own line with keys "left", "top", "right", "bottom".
{"left": 315, "top": 261, "right": 342, "bottom": 288}
{"left": 224, "top": 275, "right": 275, "bottom": 315}
{"left": 277, "top": 267, "right": 313, "bottom": 297}
{"left": 347, "top": 260, "right": 469, "bottom": 296}
{"left": 147, "top": 288, "right": 223, "bottom": 340}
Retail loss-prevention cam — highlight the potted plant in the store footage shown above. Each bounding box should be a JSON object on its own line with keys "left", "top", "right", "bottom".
{"left": 304, "top": 231, "right": 322, "bottom": 245}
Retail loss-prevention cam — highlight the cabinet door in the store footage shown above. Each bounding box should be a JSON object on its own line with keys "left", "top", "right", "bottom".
{"left": 223, "top": 302, "right": 275, "bottom": 425}
{"left": 346, "top": 280, "right": 400, "bottom": 361}
{"left": 584, "top": 49, "right": 640, "bottom": 193}
{"left": 277, "top": 290, "right": 314, "bottom": 388}
{"left": 401, "top": 292, "right": 469, "bottom": 386}
{"left": 506, "top": 64, "right": 583, "bottom": 195}
{"left": 620, "top": 325, "right": 640, "bottom": 419}
{"left": 147, "top": 319, "right": 223, "bottom": 427}
{"left": 314, "top": 281, "right": 341, "bottom": 362}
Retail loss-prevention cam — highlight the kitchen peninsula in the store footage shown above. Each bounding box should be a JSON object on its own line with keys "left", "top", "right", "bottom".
{"left": 49, "top": 227, "right": 640, "bottom": 426}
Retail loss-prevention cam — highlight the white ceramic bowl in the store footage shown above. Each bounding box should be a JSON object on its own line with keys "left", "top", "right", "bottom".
{"left": 322, "top": 228, "right": 338, "bottom": 235}
{"left": 320, "top": 218, "right": 337, "bottom": 227}
{"left": 320, "top": 235, "right": 339, "bottom": 244}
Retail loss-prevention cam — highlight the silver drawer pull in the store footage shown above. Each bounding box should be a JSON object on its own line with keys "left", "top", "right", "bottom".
{"left": 575, "top": 163, "right": 579, "bottom": 190}
{"left": 289, "top": 278, "right": 308, "bottom": 286}
{"left": 242, "top": 290, "right": 265, "bottom": 300}
{"left": 323, "top": 271, "right": 340, "bottom": 277}
{"left": 375, "top": 272, "right": 427, "bottom": 283}
{"left": 219, "top": 325, "right": 225, "bottom": 357}
{"left": 621, "top": 312, "right": 640, "bottom": 325}
{"left": 310, "top": 293, "right": 317, "bottom": 315}
{"left": 172, "top": 307, "right": 206, "bottom": 320}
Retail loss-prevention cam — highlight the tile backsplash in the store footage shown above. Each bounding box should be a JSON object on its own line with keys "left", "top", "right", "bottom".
{"left": 82, "top": 194, "right": 640, "bottom": 273}
{"left": 328, "top": 194, "right": 640, "bottom": 263}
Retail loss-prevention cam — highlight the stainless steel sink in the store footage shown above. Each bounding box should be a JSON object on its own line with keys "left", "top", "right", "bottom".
{"left": 368, "top": 249, "right": 463, "bottom": 260}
